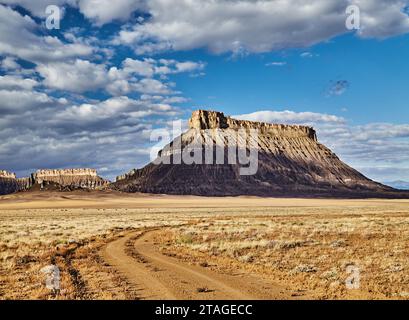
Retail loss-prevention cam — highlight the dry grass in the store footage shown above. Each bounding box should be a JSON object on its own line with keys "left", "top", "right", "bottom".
{"left": 158, "top": 206, "right": 409, "bottom": 299}
{"left": 1, "top": 194, "right": 409, "bottom": 300}
{"left": 0, "top": 208, "right": 198, "bottom": 299}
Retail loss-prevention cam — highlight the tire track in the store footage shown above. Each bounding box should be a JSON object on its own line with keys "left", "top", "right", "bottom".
{"left": 103, "top": 229, "right": 300, "bottom": 300}
{"left": 103, "top": 232, "right": 176, "bottom": 300}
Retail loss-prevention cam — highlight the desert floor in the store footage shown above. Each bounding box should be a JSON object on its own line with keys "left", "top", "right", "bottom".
{"left": 1, "top": 191, "right": 409, "bottom": 300}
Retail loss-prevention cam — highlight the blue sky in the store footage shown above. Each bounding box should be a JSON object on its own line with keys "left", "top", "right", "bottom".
{"left": 170, "top": 33, "right": 409, "bottom": 125}
{"left": 0, "top": 0, "right": 409, "bottom": 183}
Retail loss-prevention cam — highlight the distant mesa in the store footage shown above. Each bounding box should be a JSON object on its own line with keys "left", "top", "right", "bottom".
{"left": 384, "top": 181, "right": 409, "bottom": 190}
{"left": 0, "top": 170, "right": 24, "bottom": 195}
{"left": 2, "top": 110, "right": 409, "bottom": 199}
{"left": 0, "top": 168, "right": 109, "bottom": 195}
{"left": 112, "top": 110, "right": 409, "bottom": 199}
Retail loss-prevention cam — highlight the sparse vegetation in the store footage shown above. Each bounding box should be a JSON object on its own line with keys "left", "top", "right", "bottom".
{"left": 0, "top": 208, "right": 193, "bottom": 299}
{"left": 1, "top": 195, "right": 409, "bottom": 299}
{"left": 158, "top": 205, "right": 409, "bottom": 299}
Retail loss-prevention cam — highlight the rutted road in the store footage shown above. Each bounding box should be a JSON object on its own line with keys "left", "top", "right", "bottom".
{"left": 102, "top": 229, "right": 301, "bottom": 300}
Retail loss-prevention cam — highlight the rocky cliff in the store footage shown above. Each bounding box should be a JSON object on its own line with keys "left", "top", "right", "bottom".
{"left": 0, "top": 168, "right": 109, "bottom": 195}
{"left": 189, "top": 110, "right": 317, "bottom": 140}
{"left": 0, "top": 170, "right": 19, "bottom": 195}
{"left": 0, "top": 170, "right": 16, "bottom": 179}
{"left": 112, "top": 110, "right": 408, "bottom": 198}
{"left": 0, "top": 170, "right": 30, "bottom": 195}
{"left": 32, "top": 169, "right": 108, "bottom": 189}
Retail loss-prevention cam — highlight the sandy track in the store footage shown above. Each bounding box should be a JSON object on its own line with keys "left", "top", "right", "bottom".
{"left": 103, "top": 232, "right": 176, "bottom": 299}
{"left": 102, "top": 229, "right": 301, "bottom": 300}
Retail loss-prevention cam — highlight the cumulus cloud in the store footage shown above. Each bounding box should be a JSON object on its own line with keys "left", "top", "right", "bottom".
{"left": 115, "top": 0, "right": 409, "bottom": 54}
{"left": 5, "top": 0, "right": 409, "bottom": 53}
{"left": 36, "top": 57, "right": 203, "bottom": 94}
{"left": 120, "top": 58, "right": 205, "bottom": 77}
{"left": 0, "top": 56, "right": 20, "bottom": 70}
{"left": 36, "top": 59, "right": 108, "bottom": 93}
{"left": 0, "top": 75, "right": 38, "bottom": 91}
{"left": 56, "top": 96, "right": 173, "bottom": 124}
{"left": 355, "top": 0, "right": 409, "bottom": 38}
{"left": 1, "top": 0, "right": 76, "bottom": 17}
{"left": 2, "top": 0, "right": 144, "bottom": 24}
{"left": 0, "top": 4, "right": 93, "bottom": 63}
{"left": 107, "top": 58, "right": 203, "bottom": 95}
{"left": 77, "top": 0, "right": 145, "bottom": 25}
{"left": 121, "top": 58, "right": 156, "bottom": 77}
{"left": 0, "top": 89, "right": 56, "bottom": 114}
{"left": 4, "top": 0, "right": 409, "bottom": 55}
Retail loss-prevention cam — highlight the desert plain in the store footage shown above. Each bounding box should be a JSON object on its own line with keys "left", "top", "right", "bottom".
{"left": 1, "top": 191, "right": 409, "bottom": 300}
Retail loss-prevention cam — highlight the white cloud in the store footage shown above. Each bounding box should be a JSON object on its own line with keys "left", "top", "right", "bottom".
{"left": 34, "top": 56, "right": 205, "bottom": 94}
{"left": 114, "top": 0, "right": 409, "bottom": 54}
{"left": 173, "top": 61, "right": 205, "bottom": 73}
{"left": 36, "top": 59, "right": 109, "bottom": 93}
{"left": 355, "top": 0, "right": 409, "bottom": 38}
{"left": 107, "top": 58, "right": 202, "bottom": 95}
{"left": 2, "top": 0, "right": 144, "bottom": 25}
{"left": 128, "top": 78, "right": 170, "bottom": 95}
{"left": 5, "top": 0, "right": 409, "bottom": 49}
{"left": 5, "top": 0, "right": 409, "bottom": 55}
{"left": 1, "top": 0, "right": 75, "bottom": 17}
{"left": 0, "top": 4, "right": 93, "bottom": 63}
{"left": 0, "top": 75, "right": 38, "bottom": 90}
{"left": 77, "top": 0, "right": 145, "bottom": 25}
{"left": 0, "top": 89, "right": 55, "bottom": 114}
{"left": 121, "top": 58, "right": 156, "bottom": 77}
{"left": 120, "top": 58, "right": 205, "bottom": 77}
{"left": 57, "top": 96, "right": 155, "bottom": 122}
{"left": 1, "top": 56, "right": 20, "bottom": 70}
{"left": 35, "top": 57, "right": 205, "bottom": 95}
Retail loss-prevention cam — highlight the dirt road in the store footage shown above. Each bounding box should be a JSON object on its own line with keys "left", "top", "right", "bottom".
{"left": 102, "top": 229, "right": 301, "bottom": 300}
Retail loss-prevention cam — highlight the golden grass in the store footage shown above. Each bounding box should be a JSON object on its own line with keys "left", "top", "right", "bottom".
{"left": 1, "top": 193, "right": 409, "bottom": 300}
{"left": 159, "top": 206, "right": 409, "bottom": 299}
{"left": 0, "top": 208, "right": 195, "bottom": 299}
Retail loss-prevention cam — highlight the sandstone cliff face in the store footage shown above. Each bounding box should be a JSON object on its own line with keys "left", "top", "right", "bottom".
{"left": 0, "top": 168, "right": 108, "bottom": 195}
{"left": 189, "top": 110, "right": 317, "bottom": 140}
{"left": 0, "top": 170, "right": 16, "bottom": 179}
{"left": 32, "top": 169, "right": 108, "bottom": 189}
{"left": 112, "top": 110, "right": 406, "bottom": 198}
{"left": 0, "top": 170, "right": 18, "bottom": 195}
{"left": 0, "top": 170, "right": 30, "bottom": 195}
